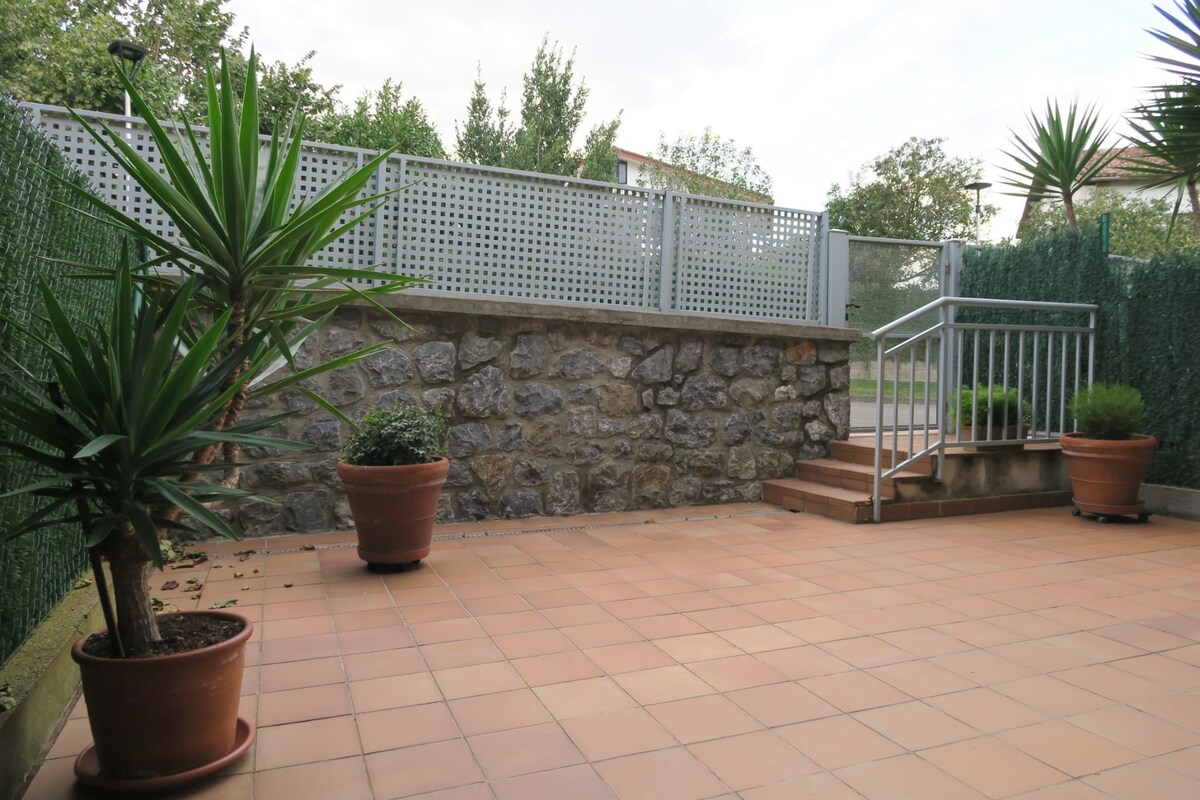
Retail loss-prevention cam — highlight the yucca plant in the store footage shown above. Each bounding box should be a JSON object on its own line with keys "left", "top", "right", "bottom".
{"left": 1001, "top": 99, "right": 1115, "bottom": 230}
{"left": 56, "top": 50, "right": 423, "bottom": 487}
{"left": 0, "top": 262, "right": 308, "bottom": 654}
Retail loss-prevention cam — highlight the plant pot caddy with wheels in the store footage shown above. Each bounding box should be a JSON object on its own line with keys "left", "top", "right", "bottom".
{"left": 1060, "top": 383, "right": 1156, "bottom": 523}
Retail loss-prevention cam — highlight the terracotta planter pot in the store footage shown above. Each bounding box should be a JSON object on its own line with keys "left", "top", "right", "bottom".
{"left": 71, "top": 610, "right": 253, "bottom": 789}
{"left": 1059, "top": 432, "right": 1157, "bottom": 513}
{"left": 337, "top": 456, "right": 449, "bottom": 565}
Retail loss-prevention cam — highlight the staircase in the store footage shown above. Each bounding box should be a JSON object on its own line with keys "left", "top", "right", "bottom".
{"left": 762, "top": 434, "right": 1073, "bottom": 524}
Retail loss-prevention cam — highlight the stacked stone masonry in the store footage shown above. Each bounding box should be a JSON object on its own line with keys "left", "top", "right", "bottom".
{"left": 235, "top": 298, "right": 854, "bottom": 533}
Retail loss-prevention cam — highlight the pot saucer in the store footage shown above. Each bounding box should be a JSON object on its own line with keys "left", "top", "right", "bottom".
{"left": 74, "top": 716, "right": 254, "bottom": 792}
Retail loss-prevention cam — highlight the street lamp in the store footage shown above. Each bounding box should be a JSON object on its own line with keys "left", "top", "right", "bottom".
{"left": 108, "top": 40, "right": 148, "bottom": 117}
{"left": 964, "top": 181, "right": 992, "bottom": 243}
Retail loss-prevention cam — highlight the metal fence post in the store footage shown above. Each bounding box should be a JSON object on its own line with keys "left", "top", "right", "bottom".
{"left": 823, "top": 226, "right": 850, "bottom": 327}
{"left": 659, "top": 191, "right": 677, "bottom": 312}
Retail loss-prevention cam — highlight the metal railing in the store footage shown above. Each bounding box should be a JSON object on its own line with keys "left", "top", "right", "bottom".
{"left": 869, "top": 296, "right": 1099, "bottom": 522}
{"left": 22, "top": 102, "right": 849, "bottom": 325}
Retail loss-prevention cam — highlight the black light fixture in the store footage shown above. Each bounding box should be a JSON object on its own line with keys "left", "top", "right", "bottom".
{"left": 964, "top": 180, "right": 992, "bottom": 218}
{"left": 108, "top": 40, "right": 149, "bottom": 81}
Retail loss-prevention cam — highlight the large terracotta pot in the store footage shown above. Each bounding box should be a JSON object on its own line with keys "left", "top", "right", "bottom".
{"left": 71, "top": 610, "right": 253, "bottom": 789}
{"left": 1059, "top": 432, "right": 1156, "bottom": 514}
{"left": 337, "top": 456, "right": 449, "bottom": 566}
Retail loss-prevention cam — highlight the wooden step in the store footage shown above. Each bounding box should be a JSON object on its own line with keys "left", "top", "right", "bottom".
{"left": 796, "top": 458, "right": 929, "bottom": 499}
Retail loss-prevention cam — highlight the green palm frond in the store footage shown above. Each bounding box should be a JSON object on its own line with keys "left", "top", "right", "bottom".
{"left": 1000, "top": 99, "right": 1116, "bottom": 206}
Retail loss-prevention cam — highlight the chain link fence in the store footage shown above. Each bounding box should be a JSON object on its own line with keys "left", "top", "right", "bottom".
{"left": 0, "top": 94, "right": 126, "bottom": 666}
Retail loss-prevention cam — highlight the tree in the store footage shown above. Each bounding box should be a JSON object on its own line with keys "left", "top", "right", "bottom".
{"left": 826, "top": 136, "right": 992, "bottom": 240}
{"left": 1001, "top": 99, "right": 1115, "bottom": 230}
{"left": 0, "top": 0, "right": 338, "bottom": 134}
{"left": 1020, "top": 186, "right": 1200, "bottom": 258}
{"left": 455, "top": 39, "right": 621, "bottom": 180}
{"left": 641, "top": 127, "right": 773, "bottom": 202}
{"left": 312, "top": 79, "right": 446, "bottom": 156}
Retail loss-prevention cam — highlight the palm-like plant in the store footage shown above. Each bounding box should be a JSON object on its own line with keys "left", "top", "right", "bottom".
{"left": 58, "top": 50, "right": 423, "bottom": 483}
{"left": 1001, "top": 99, "right": 1115, "bottom": 230}
{"left": 0, "top": 263, "right": 308, "bottom": 653}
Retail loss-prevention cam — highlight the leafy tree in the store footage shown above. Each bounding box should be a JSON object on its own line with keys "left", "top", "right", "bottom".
{"left": 456, "top": 70, "right": 511, "bottom": 166}
{"left": 1020, "top": 186, "right": 1200, "bottom": 258}
{"left": 641, "top": 127, "right": 773, "bottom": 202}
{"left": 455, "top": 38, "right": 621, "bottom": 180}
{"left": 826, "top": 136, "right": 992, "bottom": 240}
{"left": 0, "top": 0, "right": 337, "bottom": 134}
{"left": 312, "top": 79, "right": 446, "bottom": 156}
{"left": 1001, "top": 99, "right": 1115, "bottom": 230}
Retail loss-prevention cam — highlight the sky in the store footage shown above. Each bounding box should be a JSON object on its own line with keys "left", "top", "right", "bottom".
{"left": 226, "top": 0, "right": 1173, "bottom": 240}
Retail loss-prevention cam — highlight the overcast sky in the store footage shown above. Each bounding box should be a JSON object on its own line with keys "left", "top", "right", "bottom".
{"left": 226, "top": 0, "right": 1171, "bottom": 239}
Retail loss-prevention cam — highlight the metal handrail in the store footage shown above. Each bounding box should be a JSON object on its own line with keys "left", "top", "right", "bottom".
{"left": 868, "top": 297, "right": 1099, "bottom": 522}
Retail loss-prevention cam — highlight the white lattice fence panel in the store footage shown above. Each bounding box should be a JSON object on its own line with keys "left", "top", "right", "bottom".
{"left": 394, "top": 159, "right": 663, "bottom": 307}
{"left": 671, "top": 196, "right": 821, "bottom": 321}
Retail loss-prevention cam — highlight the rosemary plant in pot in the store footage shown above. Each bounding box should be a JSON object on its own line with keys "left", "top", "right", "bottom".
{"left": 0, "top": 50, "right": 418, "bottom": 787}
{"left": 1061, "top": 383, "right": 1156, "bottom": 522}
{"left": 338, "top": 405, "right": 449, "bottom": 567}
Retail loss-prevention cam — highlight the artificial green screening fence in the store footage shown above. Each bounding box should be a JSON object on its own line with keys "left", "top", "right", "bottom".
{"left": 962, "top": 225, "right": 1200, "bottom": 490}
{"left": 0, "top": 95, "right": 126, "bottom": 666}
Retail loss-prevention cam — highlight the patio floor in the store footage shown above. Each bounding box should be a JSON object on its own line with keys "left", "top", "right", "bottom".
{"left": 22, "top": 503, "right": 1200, "bottom": 799}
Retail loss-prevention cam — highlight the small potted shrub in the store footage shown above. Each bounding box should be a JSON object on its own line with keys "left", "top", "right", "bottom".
{"left": 1061, "top": 383, "right": 1155, "bottom": 520}
{"left": 337, "top": 404, "right": 449, "bottom": 567}
{"left": 948, "top": 384, "right": 1029, "bottom": 447}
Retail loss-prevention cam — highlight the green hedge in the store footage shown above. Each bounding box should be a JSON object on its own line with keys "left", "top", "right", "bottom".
{"left": 0, "top": 95, "right": 126, "bottom": 666}
{"left": 961, "top": 225, "right": 1200, "bottom": 489}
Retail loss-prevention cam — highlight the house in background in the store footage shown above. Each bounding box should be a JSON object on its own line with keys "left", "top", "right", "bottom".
{"left": 1074, "top": 146, "right": 1177, "bottom": 204}
{"left": 613, "top": 147, "right": 774, "bottom": 204}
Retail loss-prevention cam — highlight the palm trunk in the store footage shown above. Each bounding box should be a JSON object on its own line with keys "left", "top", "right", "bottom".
{"left": 1064, "top": 198, "right": 1079, "bottom": 231}
{"left": 105, "top": 526, "right": 160, "bottom": 652}
{"left": 1188, "top": 180, "right": 1200, "bottom": 234}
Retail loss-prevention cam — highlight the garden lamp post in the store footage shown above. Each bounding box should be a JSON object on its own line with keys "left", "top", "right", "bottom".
{"left": 108, "top": 40, "right": 147, "bottom": 220}
{"left": 964, "top": 181, "right": 991, "bottom": 244}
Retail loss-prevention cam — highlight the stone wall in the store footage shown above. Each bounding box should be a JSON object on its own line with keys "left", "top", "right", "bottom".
{"left": 234, "top": 294, "right": 860, "bottom": 534}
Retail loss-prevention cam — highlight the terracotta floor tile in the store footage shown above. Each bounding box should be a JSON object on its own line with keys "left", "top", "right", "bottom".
{"left": 834, "top": 753, "right": 986, "bottom": 799}
{"left": 624, "top": 613, "right": 708, "bottom": 639}
{"left": 739, "top": 772, "right": 864, "bottom": 800}
{"left": 365, "top": 739, "right": 484, "bottom": 799}
{"left": 929, "top": 649, "right": 1033, "bottom": 684}
{"left": 1112, "top": 652, "right": 1200, "bottom": 689}
{"left": 259, "top": 633, "right": 341, "bottom": 665}
{"left": 994, "top": 675, "right": 1111, "bottom": 716}
{"left": 927, "top": 687, "right": 1049, "bottom": 733}
{"left": 855, "top": 699, "right": 979, "bottom": 750}
{"left": 715, "top": 624, "right": 805, "bottom": 653}
{"left": 561, "top": 707, "right": 677, "bottom": 760}
{"left": 332, "top": 607, "right": 405, "bottom": 632}
{"left": 754, "top": 644, "right": 855, "bottom": 680}
{"left": 359, "top": 702, "right": 461, "bottom": 753}
{"left": 534, "top": 676, "right": 638, "bottom": 719}
{"left": 406, "top": 783, "right": 497, "bottom": 800}
{"left": 685, "top": 606, "right": 765, "bottom": 631}
{"left": 560, "top": 620, "right": 642, "bottom": 648}
{"left": 253, "top": 756, "right": 373, "bottom": 800}
{"left": 475, "top": 610, "right": 552, "bottom": 636}
{"left": 350, "top": 672, "right": 443, "bottom": 713}
{"left": 646, "top": 694, "right": 762, "bottom": 744}
{"left": 342, "top": 647, "right": 426, "bottom": 681}
{"left": 409, "top": 617, "right": 487, "bottom": 645}
{"left": 1084, "top": 760, "right": 1200, "bottom": 799}
{"left": 261, "top": 598, "right": 332, "bottom": 621}
{"left": 685, "top": 654, "right": 788, "bottom": 692}
{"left": 402, "top": 601, "right": 472, "bottom": 624}
{"left": 1000, "top": 720, "right": 1140, "bottom": 777}
{"left": 593, "top": 747, "right": 729, "bottom": 800}
{"left": 778, "top": 617, "right": 863, "bottom": 643}
{"left": 931, "top": 734, "right": 1072, "bottom": 794}
{"left": 688, "top": 729, "right": 818, "bottom": 790}
{"left": 467, "top": 721, "right": 584, "bottom": 780}
{"left": 538, "top": 603, "right": 617, "bottom": 628}
{"left": 260, "top": 614, "right": 335, "bottom": 641}
{"left": 257, "top": 683, "right": 352, "bottom": 727}
{"left": 510, "top": 650, "right": 606, "bottom": 686}
{"left": 491, "top": 764, "right": 617, "bottom": 800}
{"left": 420, "top": 638, "right": 506, "bottom": 670}
{"left": 724, "top": 682, "right": 838, "bottom": 727}
{"left": 1067, "top": 705, "right": 1200, "bottom": 756}
{"left": 449, "top": 688, "right": 552, "bottom": 736}
{"left": 1131, "top": 692, "right": 1200, "bottom": 733}
{"left": 866, "top": 658, "right": 978, "bottom": 698}
{"left": 800, "top": 670, "right": 910, "bottom": 713}
{"left": 777, "top": 714, "right": 905, "bottom": 770}
{"left": 1052, "top": 664, "right": 1166, "bottom": 703}
{"left": 613, "top": 664, "right": 717, "bottom": 705}
{"left": 820, "top": 635, "right": 916, "bottom": 669}
{"left": 601, "top": 597, "right": 675, "bottom": 619}
{"left": 255, "top": 715, "right": 361, "bottom": 771}
{"left": 652, "top": 632, "right": 742, "bottom": 663}
{"left": 433, "top": 661, "right": 526, "bottom": 700}
{"left": 585, "top": 641, "right": 676, "bottom": 674}
{"left": 339, "top": 624, "right": 415, "bottom": 655}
